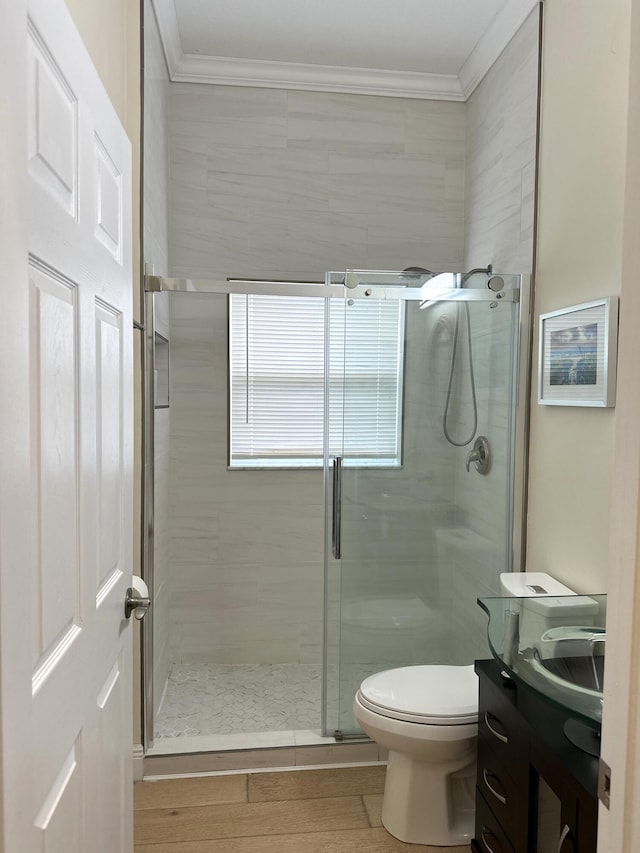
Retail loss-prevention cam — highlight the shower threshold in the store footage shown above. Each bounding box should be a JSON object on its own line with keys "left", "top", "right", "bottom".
{"left": 146, "top": 727, "right": 340, "bottom": 757}
{"left": 143, "top": 728, "right": 378, "bottom": 777}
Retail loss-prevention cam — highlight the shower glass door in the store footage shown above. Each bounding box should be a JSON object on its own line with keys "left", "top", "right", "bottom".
{"left": 323, "top": 271, "right": 521, "bottom": 736}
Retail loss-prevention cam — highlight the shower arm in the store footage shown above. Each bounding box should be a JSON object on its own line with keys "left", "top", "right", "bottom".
{"left": 461, "top": 265, "right": 493, "bottom": 283}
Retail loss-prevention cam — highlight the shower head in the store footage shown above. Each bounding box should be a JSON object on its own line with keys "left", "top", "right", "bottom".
{"left": 403, "top": 266, "right": 434, "bottom": 279}
{"left": 419, "top": 272, "right": 458, "bottom": 309}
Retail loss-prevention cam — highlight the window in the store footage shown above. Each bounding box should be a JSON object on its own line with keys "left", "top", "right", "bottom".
{"left": 229, "top": 293, "right": 404, "bottom": 468}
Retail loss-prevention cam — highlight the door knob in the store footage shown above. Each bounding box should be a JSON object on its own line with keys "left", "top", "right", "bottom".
{"left": 125, "top": 577, "right": 151, "bottom": 620}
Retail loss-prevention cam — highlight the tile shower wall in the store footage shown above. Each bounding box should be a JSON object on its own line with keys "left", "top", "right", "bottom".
{"left": 143, "top": 0, "right": 171, "bottom": 713}
{"left": 168, "top": 293, "right": 324, "bottom": 664}
{"left": 166, "top": 87, "right": 467, "bottom": 665}
{"left": 143, "top": 0, "right": 169, "bottom": 277}
{"left": 167, "top": 87, "right": 465, "bottom": 280}
{"left": 452, "top": 7, "right": 539, "bottom": 663}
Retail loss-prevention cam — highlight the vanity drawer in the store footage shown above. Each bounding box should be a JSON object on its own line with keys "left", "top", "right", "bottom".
{"left": 478, "top": 707, "right": 516, "bottom": 765}
{"left": 475, "top": 788, "right": 515, "bottom": 853}
{"left": 478, "top": 674, "right": 526, "bottom": 765}
{"left": 476, "top": 743, "right": 518, "bottom": 840}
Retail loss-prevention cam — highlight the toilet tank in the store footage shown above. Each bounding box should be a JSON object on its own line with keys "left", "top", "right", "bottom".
{"left": 499, "top": 572, "right": 599, "bottom": 656}
{"left": 500, "top": 571, "right": 578, "bottom": 598}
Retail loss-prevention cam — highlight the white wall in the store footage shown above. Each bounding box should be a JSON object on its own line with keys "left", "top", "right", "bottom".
{"left": 64, "top": 0, "right": 132, "bottom": 127}
{"left": 527, "top": 0, "right": 631, "bottom": 594}
{"left": 599, "top": 2, "right": 640, "bottom": 844}
{"left": 527, "top": 0, "right": 638, "bottom": 847}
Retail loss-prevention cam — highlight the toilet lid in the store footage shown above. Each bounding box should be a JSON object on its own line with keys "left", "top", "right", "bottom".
{"left": 357, "top": 665, "right": 478, "bottom": 725}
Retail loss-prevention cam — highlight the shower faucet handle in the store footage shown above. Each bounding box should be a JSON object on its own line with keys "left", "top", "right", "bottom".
{"left": 465, "top": 449, "right": 481, "bottom": 472}
{"left": 466, "top": 436, "right": 491, "bottom": 475}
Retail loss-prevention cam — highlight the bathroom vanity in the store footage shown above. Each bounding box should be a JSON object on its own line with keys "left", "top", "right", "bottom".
{"left": 473, "top": 659, "right": 599, "bottom": 853}
{"left": 473, "top": 587, "right": 606, "bottom": 852}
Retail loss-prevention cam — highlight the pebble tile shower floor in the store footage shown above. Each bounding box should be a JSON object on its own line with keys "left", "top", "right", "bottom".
{"left": 155, "top": 663, "right": 324, "bottom": 737}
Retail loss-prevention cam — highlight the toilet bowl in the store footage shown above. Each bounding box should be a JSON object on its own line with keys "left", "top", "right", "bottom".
{"left": 353, "top": 664, "right": 478, "bottom": 846}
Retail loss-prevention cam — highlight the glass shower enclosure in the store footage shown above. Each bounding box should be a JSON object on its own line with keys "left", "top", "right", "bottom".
{"left": 322, "top": 270, "right": 524, "bottom": 736}
{"left": 142, "top": 268, "right": 528, "bottom": 749}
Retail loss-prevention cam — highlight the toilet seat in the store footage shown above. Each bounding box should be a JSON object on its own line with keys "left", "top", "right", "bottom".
{"left": 357, "top": 665, "right": 477, "bottom": 725}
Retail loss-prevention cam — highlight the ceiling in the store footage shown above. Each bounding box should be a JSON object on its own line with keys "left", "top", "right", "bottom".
{"left": 152, "top": 0, "right": 538, "bottom": 100}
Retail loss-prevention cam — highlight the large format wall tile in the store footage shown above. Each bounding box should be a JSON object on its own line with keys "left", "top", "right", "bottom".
{"left": 286, "top": 90, "right": 406, "bottom": 154}
{"left": 463, "top": 8, "right": 538, "bottom": 275}
{"left": 167, "top": 85, "right": 466, "bottom": 282}
{"left": 143, "top": 0, "right": 169, "bottom": 277}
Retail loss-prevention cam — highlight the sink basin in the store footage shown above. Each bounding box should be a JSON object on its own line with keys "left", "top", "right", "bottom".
{"left": 530, "top": 651, "right": 604, "bottom": 695}
{"left": 533, "top": 625, "right": 605, "bottom": 690}
{"left": 478, "top": 595, "right": 607, "bottom": 728}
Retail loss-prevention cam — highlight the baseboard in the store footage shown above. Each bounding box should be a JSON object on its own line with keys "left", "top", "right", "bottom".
{"left": 133, "top": 743, "right": 145, "bottom": 782}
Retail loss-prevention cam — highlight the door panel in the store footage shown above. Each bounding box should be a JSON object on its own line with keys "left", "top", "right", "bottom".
{"left": 21, "top": 0, "right": 134, "bottom": 849}
{"left": 31, "top": 266, "right": 81, "bottom": 671}
{"left": 27, "top": 24, "right": 78, "bottom": 218}
{"left": 34, "top": 740, "right": 84, "bottom": 852}
{"left": 96, "top": 301, "right": 125, "bottom": 599}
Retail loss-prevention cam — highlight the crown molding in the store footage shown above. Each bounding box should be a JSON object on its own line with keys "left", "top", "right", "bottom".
{"left": 150, "top": 0, "right": 182, "bottom": 78}
{"left": 151, "top": 0, "right": 539, "bottom": 102}
{"left": 172, "top": 54, "right": 464, "bottom": 100}
{"left": 459, "top": 0, "right": 540, "bottom": 99}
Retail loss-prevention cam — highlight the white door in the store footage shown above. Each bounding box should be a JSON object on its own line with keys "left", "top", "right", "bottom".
{"left": 0, "top": 0, "right": 134, "bottom": 849}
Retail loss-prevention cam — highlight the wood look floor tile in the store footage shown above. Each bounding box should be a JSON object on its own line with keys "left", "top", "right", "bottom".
{"left": 134, "top": 796, "right": 369, "bottom": 845}
{"left": 363, "top": 793, "right": 383, "bottom": 826}
{"left": 134, "top": 775, "right": 248, "bottom": 811}
{"left": 134, "top": 826, "right": 471, "bottom": 852}
{"left": 248, "top": 766, "right": 386, "bottom": 802}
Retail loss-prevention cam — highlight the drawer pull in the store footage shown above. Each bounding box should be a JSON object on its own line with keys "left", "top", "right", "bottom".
{"left": 484, "top": 711, "right": 508, "bottom": 744}
{"left": 558, "top": 824, "right": 574, "bottom": 853}
{"left": 481, "top": 826, "right": 503, "bottom": 853}
{"left": 483, "top": 768, "right": 507, "bottom": 805}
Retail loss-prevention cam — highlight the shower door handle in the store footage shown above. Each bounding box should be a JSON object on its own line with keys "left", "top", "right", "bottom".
{"left": 332, "top": 456, "right": 342, "bottom": 560}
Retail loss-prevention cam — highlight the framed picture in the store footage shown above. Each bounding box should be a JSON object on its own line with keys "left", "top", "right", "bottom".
{"left": 538, "top": 297, "right": 618, "bottom": 407}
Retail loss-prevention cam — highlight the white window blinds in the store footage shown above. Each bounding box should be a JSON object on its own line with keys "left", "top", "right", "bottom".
{"left": 229, "top": 293, "right": 404, "bottom": 468}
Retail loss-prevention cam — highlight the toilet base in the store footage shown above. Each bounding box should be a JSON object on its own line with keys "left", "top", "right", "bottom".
{"left": 381, "top": 748, "right": 476, "bottom": 846}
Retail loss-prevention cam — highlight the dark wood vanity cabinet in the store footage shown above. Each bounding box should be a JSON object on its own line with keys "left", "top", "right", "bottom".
{"left": 473, "top": 660, "right": 599, "bottom": 853}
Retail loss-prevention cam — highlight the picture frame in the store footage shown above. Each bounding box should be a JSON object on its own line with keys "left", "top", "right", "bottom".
{"left": 538, "top": 297, "right": 618, "bottom": 407}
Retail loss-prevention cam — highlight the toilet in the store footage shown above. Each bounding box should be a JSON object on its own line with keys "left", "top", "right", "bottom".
{"left": 353, "top": 571, "right": 596, "bottom": 846}
{"left": 354, "top": 664, "right": 478, "bottom": 845}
